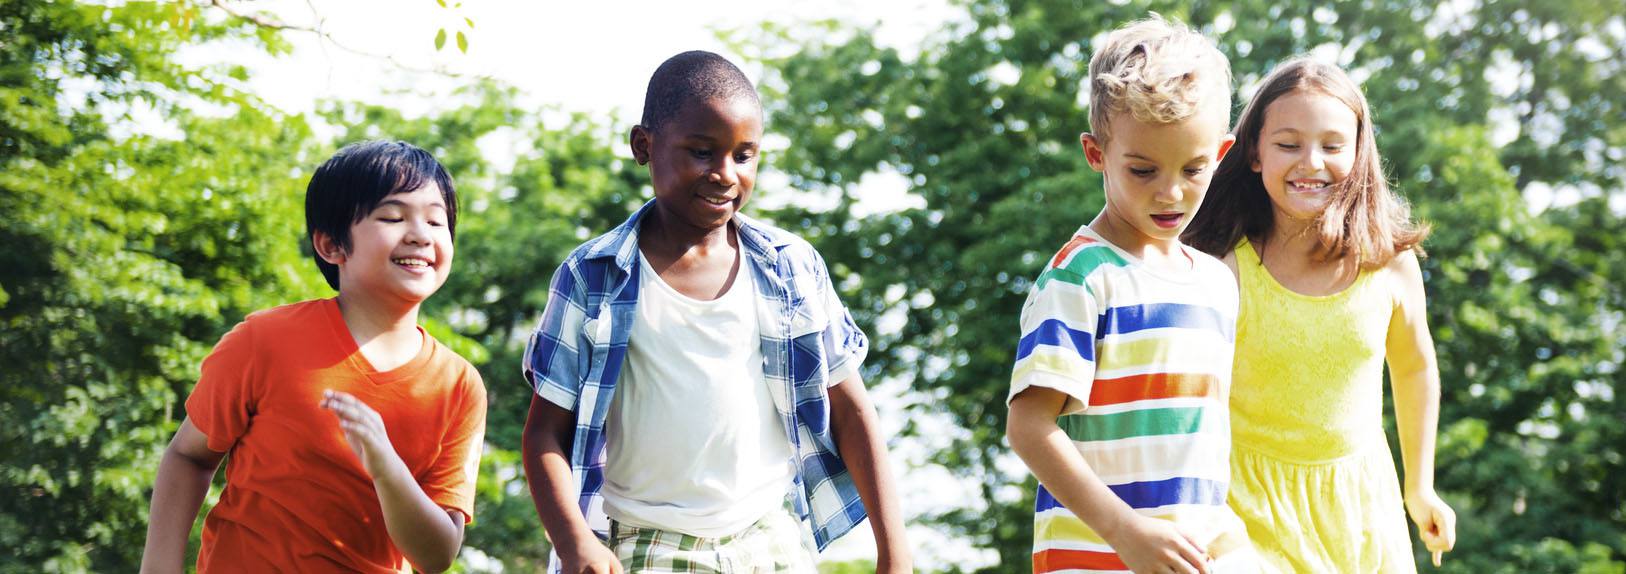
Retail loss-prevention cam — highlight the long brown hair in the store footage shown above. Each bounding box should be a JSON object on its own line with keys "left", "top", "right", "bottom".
{"left": 1183, "top": 58, "right": 1427, "bottom": 268}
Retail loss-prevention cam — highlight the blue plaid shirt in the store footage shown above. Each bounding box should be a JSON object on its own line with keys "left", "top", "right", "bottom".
{"left": 523, "top": 200, "right": 869, "bottom": 553}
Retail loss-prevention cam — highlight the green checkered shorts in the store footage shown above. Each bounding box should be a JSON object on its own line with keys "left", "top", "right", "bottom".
{"left": 609, "top": 507, "right": 818, "bottom": 573}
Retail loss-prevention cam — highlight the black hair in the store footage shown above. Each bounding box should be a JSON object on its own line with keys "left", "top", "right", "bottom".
{"left": 304, "top": 140, "right": 457, "bottom": 290}
{"left": 638, "top": 50, "right": 761, "bottom": 133}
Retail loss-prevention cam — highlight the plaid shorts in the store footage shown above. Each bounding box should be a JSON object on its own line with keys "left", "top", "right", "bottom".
{"left": 609, "top": 507, "right": 818, "bottom": 574}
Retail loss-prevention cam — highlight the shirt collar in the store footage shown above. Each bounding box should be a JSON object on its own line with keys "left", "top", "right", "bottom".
{"left": 584, "top": 199, "right": 789, "bottom": 272}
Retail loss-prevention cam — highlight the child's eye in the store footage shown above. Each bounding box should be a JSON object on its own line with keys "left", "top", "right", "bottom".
{"left": 690, "top": 148, "right": 713, "bottom": 159}
{"left": 1129, "top": 167, "right": 1155, "bottom": 177}
{"left": 1184, "top": 167, "right": 1207, "bottom": 177}
{"left": 1324, "top": 144, "right": 1345, "bottom": 153}
{"left": 1275, "top": 143, "right": 1300, "bottom": 151}
{"left": 733, "top": 152, "right": 756, "bottom": 163}
{"left": 378, "top": 217, "right": 403, "bottom": 223}
{"left": 428, "top": 219, "right": 446, "bottom": 227}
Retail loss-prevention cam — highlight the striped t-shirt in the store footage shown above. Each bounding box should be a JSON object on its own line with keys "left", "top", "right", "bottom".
{"left": 1008, "top": 226, "right": 1249, "bottom": 573}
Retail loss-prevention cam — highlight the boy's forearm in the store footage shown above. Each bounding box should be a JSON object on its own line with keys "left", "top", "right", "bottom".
{"left": 521, "top": 411, "right": 602, "bottom": 557}
{"left": 371, "top": 456, "right": 464, "bottom": 573}
{"left": 1006, "top": 405, "right": 1138, "bottom": 543}
{"left": 140, "top": 448, "right": 219, "bottom": 573}
{"left": 828, "top": 377, "right": 912, "bottom": 571}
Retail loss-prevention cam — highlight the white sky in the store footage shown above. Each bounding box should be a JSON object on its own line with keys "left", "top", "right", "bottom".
{"left": 180, "top": 1, "right": 988, "bottom": 569}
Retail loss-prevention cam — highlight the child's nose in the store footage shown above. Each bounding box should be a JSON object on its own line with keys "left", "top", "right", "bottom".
{"left": 709, "top": 159, "right": 740, "bottom": 186}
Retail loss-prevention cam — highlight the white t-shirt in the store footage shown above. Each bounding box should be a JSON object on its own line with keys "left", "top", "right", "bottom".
{"left": 600, "top": 247, "right": 796, "bottom": 537}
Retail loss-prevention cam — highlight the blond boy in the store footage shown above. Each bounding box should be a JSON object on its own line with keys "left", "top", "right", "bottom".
{"left": 1005, "top": 15, "right": 1257, "bottom": 574}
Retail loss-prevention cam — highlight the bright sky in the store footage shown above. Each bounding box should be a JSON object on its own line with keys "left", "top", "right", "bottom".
{"left": 183, "top": 0, "right": 989, "bottom": 569}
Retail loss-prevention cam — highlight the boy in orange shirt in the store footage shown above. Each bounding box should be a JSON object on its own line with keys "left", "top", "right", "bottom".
{"left": 140, "top": 141, "right": 487, "bottom": 573}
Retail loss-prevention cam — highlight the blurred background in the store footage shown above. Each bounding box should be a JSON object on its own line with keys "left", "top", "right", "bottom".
{"left": 2, "top": 0, "right": 1622, "bottom": 572}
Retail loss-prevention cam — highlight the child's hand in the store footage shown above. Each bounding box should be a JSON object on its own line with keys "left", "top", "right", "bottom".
{"left": 1405, "top": 489, "right": 1456, "bottom": 567}
{"left": 1105, "top": 514, "right": 1210, "bottom": 574}
{"left": 320, "top": 390, "right": 402, "bottom": 479}
{"left": 559, "top": 539, "right": 621, "bottom": 574}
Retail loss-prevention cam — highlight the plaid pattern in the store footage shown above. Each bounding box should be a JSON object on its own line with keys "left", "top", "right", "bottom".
{"left": 610, "top": 507, "right": 816, "bottom": 573}
{"left": 524, "top": 200, "right": 869, "bottom": 570}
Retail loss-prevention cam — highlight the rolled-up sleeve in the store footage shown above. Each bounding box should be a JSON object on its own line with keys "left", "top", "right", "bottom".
{"left": 522, "top": 262, "right": 588, "bottom": 410}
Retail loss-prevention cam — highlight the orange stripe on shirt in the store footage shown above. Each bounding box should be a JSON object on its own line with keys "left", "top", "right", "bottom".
{"left": 1089, "top": 372, "right": 1217, "bottom": 406}
{"left": 1034, "top": 548, "right": 1127, "bottom": 572}
{"left": 1049, "top": 235, "right": 1101, "bottom": 268}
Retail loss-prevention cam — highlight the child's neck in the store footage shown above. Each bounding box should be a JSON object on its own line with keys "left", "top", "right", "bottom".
{"left": 1088, "top": 211, "right": 1191, "bottom": 272}
{"left": 640, "top": 209, "right": 735, "bottom": 261}
{"left": 334, "top": 291, "right": 423, "bottom": 372}
{"left": 1261, "top": 211, "right": 1326, "bottom": 262}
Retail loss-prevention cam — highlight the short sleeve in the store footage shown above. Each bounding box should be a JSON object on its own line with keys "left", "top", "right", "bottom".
{"left": 185, "top": 319, "right": 259, "bottom": 453}
{"left": 522, "top": 262, "right": 588, "bottom": 411}
{"left": 814, "top": 251, "right": 868, "bottom": 386}
{"left": 1008, "top": 268, "right": 1098, "bottom": 415}
{"left": 421, "top": 367, "right": 487, "bottom": 523}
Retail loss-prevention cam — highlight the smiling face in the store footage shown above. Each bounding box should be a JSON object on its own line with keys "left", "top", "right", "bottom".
{"left": 318, "top": 182, "right": 454, "bottom": 306}
{"left": 1083, "top": 102, "right": 1235, "bottom": 256}
{"left": 1252, "top": 91, "right": 1360, "bottom": 222}
{"left": 631, "top": 94, "right": 763, "bottom": 235}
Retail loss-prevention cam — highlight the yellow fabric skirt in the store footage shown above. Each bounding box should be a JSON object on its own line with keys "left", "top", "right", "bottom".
{"left": 1229, "top": 441, "right": 1417, "bottom": 574}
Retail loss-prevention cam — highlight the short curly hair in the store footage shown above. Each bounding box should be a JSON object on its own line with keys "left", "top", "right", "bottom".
{"left": 1088, "top": 14, "right": 1231, "bottom": 143}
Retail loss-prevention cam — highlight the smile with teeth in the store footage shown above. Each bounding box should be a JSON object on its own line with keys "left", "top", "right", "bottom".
{"left": 699, "top": 195, "right": 733, "bottom": 206}
{"left": 392, "top": 258, "right": 431, "bottom": 268}
{"left": 1290, "top": 180, "right": 1329, "bottom": 192}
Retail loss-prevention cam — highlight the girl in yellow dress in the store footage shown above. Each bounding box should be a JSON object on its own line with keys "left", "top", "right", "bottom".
{"left": 1182, "top": 58, "right": 1457, "bottom": 573}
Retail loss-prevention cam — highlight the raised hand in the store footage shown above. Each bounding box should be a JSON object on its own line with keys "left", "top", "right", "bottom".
{"left": 320, "top": 390, "right": 401, "bottom": 479}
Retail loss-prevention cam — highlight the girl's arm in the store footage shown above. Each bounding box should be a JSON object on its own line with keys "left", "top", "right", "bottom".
{"left": 827, "top": 374, "right": 912, "bottom": 574}
{"left": 1007, "top": 387, "right": 1209, "bottom": 574}
{"left": 140, "top": 419, "right": 226, "bottom": 574}
{"left": 1384, "top": 250, "right": 1456, "bottom": 562}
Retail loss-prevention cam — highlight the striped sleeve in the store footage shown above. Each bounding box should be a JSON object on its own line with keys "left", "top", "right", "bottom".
{"left": 1009, "top": 236, "right": 1125, "bottom": 414}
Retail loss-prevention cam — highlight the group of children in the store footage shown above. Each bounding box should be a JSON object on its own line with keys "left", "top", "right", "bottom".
{"left": 139, "top": 14, "right": 1455, "bottom": 574}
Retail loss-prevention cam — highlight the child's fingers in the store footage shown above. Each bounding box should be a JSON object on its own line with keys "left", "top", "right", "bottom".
{"left": 1432, "top": 550, "right": 1441, "bottom": 567}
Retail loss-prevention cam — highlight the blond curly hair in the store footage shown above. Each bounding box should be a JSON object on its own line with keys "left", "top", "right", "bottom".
{"left": 1088, "top": 14, "right": 1231, "bottom": 142}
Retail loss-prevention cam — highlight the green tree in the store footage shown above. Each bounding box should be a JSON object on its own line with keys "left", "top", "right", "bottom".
{"left": 752, "top": 0, "right": 1626, "bottom": 571}
{"left": 0, "top": 1, "right": 329, "bottom": 569}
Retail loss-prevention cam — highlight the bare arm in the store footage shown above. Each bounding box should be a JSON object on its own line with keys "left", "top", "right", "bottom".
{"left": 140, "top": 419, "right": 226, "bottom": 574}
{"left": 827, "top": 374, "right": 912, "bottom": 574}
{"left": 522, "top": 396, "right": 620, "bottom": 574}
{"left": 1384, "top": 252, "right": 1456, "bottom": 562}
{"left": 1006, "top": 387, "right": 1206, "bottom": 574}
{"left": 320, "top": 391, "right": 464, "bottom": 573}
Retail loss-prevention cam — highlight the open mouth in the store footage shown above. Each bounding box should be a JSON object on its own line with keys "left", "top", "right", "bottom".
{"left": 1150, "top": 213, "right": 1184, "bottom": 228}
{"left": 1289, "top": 179, "right": 1329, "bottom": 192}
{"left": 698, "top": 195, "right": 733, "bottom": 206}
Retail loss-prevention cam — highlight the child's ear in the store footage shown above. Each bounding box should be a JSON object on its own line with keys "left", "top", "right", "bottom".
{"left": 312, "top": 231, "right": 347, "bottom": 266}
{"left": 1080, "top": 133, "right": 1108, "bottom": 172}
{"left": 629, "top": 125, "right": 653, "bottom": 166}
{"left": 1216, "top": 134, "right": 1237, "bottom": 163}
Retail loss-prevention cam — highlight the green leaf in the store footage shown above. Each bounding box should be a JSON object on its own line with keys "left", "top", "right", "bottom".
{"left": 434, "top": 28, "right": 446, "bottom": 51}
{"left": 465, "top": 17, "right": 475, "bottom": 29}
{"left": 456, "top": 30, "right": 467, "bottom": 53}
{"left": 435, "top": 0, "right": 446, "bottom": 7}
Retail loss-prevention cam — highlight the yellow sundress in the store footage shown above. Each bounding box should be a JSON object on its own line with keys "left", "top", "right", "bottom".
{"left": 1228, "top": 239, "right": 1417, "bottom": 573}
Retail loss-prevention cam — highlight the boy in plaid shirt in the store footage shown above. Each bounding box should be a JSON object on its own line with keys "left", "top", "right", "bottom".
{"left": 521, "top": 51, "right": 910, "bottom": 574}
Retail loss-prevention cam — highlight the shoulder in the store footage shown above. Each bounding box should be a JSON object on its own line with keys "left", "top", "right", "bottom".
{"left": 426, "top": 336, "right": 489, "bottom": 401}
{"left": 1381, "top": 248, "right": 1426, "bottom": 302}
{"left": 737, "top": 212, "right": 827, "bottom": 270}
{"left": 239, "top": 298, "right": 332, "bottom": 338}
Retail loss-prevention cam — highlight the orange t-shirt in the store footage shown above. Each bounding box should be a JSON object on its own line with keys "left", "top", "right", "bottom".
{"left": 185, "top": 298, "right": 486, "bottom": 573}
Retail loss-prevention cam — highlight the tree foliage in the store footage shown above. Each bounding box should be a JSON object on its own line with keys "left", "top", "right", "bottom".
{"left": 4, "top": 0, "right": 1623, "bottom": 572}
{"left": 752, "top": 0, "right": 1626, "bottom": 571}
